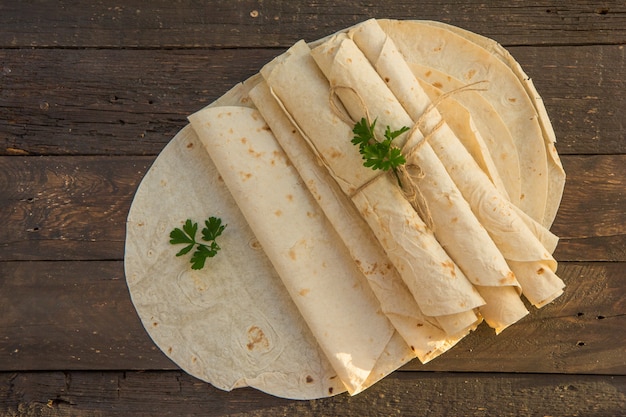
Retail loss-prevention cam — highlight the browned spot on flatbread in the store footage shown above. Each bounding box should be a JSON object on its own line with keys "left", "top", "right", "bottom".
{"left": 186, "top": 142, "right": 194, "bottom": 148}
{"left": 433, "top": 81, "right": 443, "bottom": 89}
{"left": 466, "top": 69, "right": 477, "bottom": 79}
{"left": 410, "top": 345, "right": 415, "bottom": 351}
{"left": 384, "top": 77, "right": 390, "bottom": 82}
{"left": 289, "top": 249, "right": 297, "bottom": 260}
{"left": 500, "top": 271, "right": 516, "bottom": 285}
{"left": 306, "top": 375, "right": 314, "bottom": 383}
{"left": 537, "top": 267, "right": 545, "bottom": 275}
{"left": 328, "top": 387, "right": 334, "bottom": 394}
{"left": 441, "top": 260, "right": 457, "bottom": 278}
{"left": 425, "top": 70, "right": 432, "bottom": 77}
{"left": 167, "top": 347, "right": 173, "bottom": 354}
{"left": 508, "top": 97, "right": 517, "bottom": 103}
{"left": 274, "top": 209, "right": 283, "bottom": 217}
{"left": 240, "top": 171, "right": 253, "bottom": 181}
{"left": 451, "top": 217, "right": 458, "bottom": 224}
{"left": 286, "top": 194, "right": 294, "bottom": 202}
{"left": 246, "top": 326, "right": 269, "bottom": 351}
{"left": 328, "top": 148, "right": 343, "bottom": 159}
{"left": 299, "top": 288, "right": 310, "bottom": 296}
{"left": 240, "top": 137, "right": 248, "bottom": 144}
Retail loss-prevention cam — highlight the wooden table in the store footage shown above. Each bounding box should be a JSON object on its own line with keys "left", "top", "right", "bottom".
{"left": 1, "top": 1, "right": 625, "bottom": 415}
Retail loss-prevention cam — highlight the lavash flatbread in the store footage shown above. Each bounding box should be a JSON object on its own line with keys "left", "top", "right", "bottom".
{"left": 260, "top": 40, "right": 486, "bottom": 336}
{"left": 124, "top": 18, "right": 566, "bottom": 400}
{"left": 125, "top": 124, "right": 347, "bottom": 399}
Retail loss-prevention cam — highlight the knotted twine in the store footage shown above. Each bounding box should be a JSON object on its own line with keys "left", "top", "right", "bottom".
{"left": 269, "top": 80, "right": 489, "bottom": 231}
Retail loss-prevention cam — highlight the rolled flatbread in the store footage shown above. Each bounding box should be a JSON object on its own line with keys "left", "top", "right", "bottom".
{"left": 249, "top": 80, "right": 465, "bottom": 362}
{"left": 344, "top": 19, "right": 564, "bottom": 308}
{"left": 311, "top": 28, "right": 530, "bottom": 332}
{"left": 261, "top": 40, "right": 485, "bottom": 336}
{"left": 189, "top": 105, "right": 404, "bottom": 395}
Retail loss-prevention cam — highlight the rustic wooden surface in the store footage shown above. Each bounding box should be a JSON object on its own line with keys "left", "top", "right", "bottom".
{"left": 1, "top": 1, "right": 625, "bottom": 416}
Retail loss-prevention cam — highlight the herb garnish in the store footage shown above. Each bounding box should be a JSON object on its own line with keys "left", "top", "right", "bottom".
{"left": 351, "top": 118, "right": 410, "bottom": 185}
{"left": 169, "top": 217, "right": 226, "bottom": 270}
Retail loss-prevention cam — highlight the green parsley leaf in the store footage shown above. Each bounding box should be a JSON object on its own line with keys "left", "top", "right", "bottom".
{"left": 169, "top": 216, "right": 227, "bottom": 270}
{"left": 202, "top": 217, "right": 226, "bottom": 242}
{"left": 351, "top": 118, "right": 410, "bottom": 186}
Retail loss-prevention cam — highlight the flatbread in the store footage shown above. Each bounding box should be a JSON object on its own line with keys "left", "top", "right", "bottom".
{"left": 124, "top": 18, "right": 566, "bottom": 400}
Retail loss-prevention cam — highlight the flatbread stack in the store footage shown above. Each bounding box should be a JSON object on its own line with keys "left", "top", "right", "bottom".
{"left": 124, "top": 19, "right": 566, "bottom": 399}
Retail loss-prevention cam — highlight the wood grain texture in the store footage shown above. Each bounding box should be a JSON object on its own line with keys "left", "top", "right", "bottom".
{"left": 1, "top": 371, "right": 625, "bottom": 417}
{"left": 1, "top": 154, "right": 625, "bottom": 262}
{"left": 1, "top": 261, "right": 624, "bottom": 374}
{"left": 2, "top": 45, "right": 624, "bottom": 156}
{"left": 1, "top": 0, "right": 625, "bottom": 48}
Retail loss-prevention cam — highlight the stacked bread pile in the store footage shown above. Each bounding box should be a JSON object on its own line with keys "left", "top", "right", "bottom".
{"left": 125, "top": 19, "right": 566, "bottom": 399}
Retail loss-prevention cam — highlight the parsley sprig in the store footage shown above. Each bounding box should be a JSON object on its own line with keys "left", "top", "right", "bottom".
{"left": 351, "top": 118, "right": 410, "bottom": 185}
{"left": 169, "top": 217, "right": 226, "bottom": 270}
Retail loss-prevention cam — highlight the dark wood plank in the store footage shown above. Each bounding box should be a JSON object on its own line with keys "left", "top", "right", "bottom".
{"left": 1, "top": 370, "right": 625, "bottom": 416}
{"left": 2, "top": 45, "right": 624, "bottom": 156}
{"left": 0, "top": 48, "right": 279, "bottom": 156}
{"left": 0, "top": 261, "right": 175, "bottom": 371}
{"left": 1, "top": 154, "right": 624, "bottom": 262}
{"left": 1, "top": 261, "right": 624, "bottom": 375}
{"left": 0, "top": 156, "right": 153, "bottom": 261}
{"left": 1, "top": 1, "right": 625, "bottom": 48}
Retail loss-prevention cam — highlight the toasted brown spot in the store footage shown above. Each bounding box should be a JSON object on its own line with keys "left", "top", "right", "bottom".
{"left": 274, "top": 210, "right": 283, "bottom": 217}
{"left": 433, "top": 81, "right": 443, "bottom": 89}
{"left": 441, "top": 260, "right": 457, "bottom": 278}
{"left": 240, "top": 172, "right": 253, "bottom": 181}
{"left": 152, "top": 322, "right": 158, "bottom": 327}
{"left": 416, "top": 323, "right": 423, "bottom": 327}
{"left": 410, "top": 345, "right": 415, "bottom": 351}
{"left": 137, "top": 222, "right": 144, "bottom": 227}
{"left": 384, "top": 77, "right": 390, "bottom": 82}
{"left": 425, "top": 70, "right": 432, "bottom": 77}
{"left": 289, "top": 249, "right": 297, "bottom": 260}
{"left": 187, "top": 142, "right": 194, "bottom": 148}
{"left": 434, "top": 46, "right": 442, "bottom": 52}
{"left": 508, "top": 97, "right": 517, "bottom": 103}
{"left": 520, "top": 193, "right": 525, "bottom": 200}
{"left": 192, "top": 356, "right": 197, "bottom": 363}
{"left": 167, "top": 347, "right": 173, "bottom": 354}
{"left": 299, "top": 288, "right": 310, "bottom": 296}
{"left": 306, "top": 375, "right": 314, "bottom": 383}
{"left": 451, "top": 217, "right": 458, "bottom": 224}
{"left": 240, "top": 137, "right": 248, "bottom": 144}
{"left": 537, "top": 267, "right": 545, "bottom": 275}
{"left": 501, "top": 271, "right": 516, "bottom": 284}
{"left": 466, "top": 69, "right": 477, "bottom": 79}
{"left": 328, "top": 387, "right": 334, "bottom": 394}
{"left": 246, "top": 326, "right": 269, "bottom": 351}
{"left": 286, "top": 194, "right": 294, "bottom": 202}
{"left": 329, "top": 148, "right": 343, "bottom": 159}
